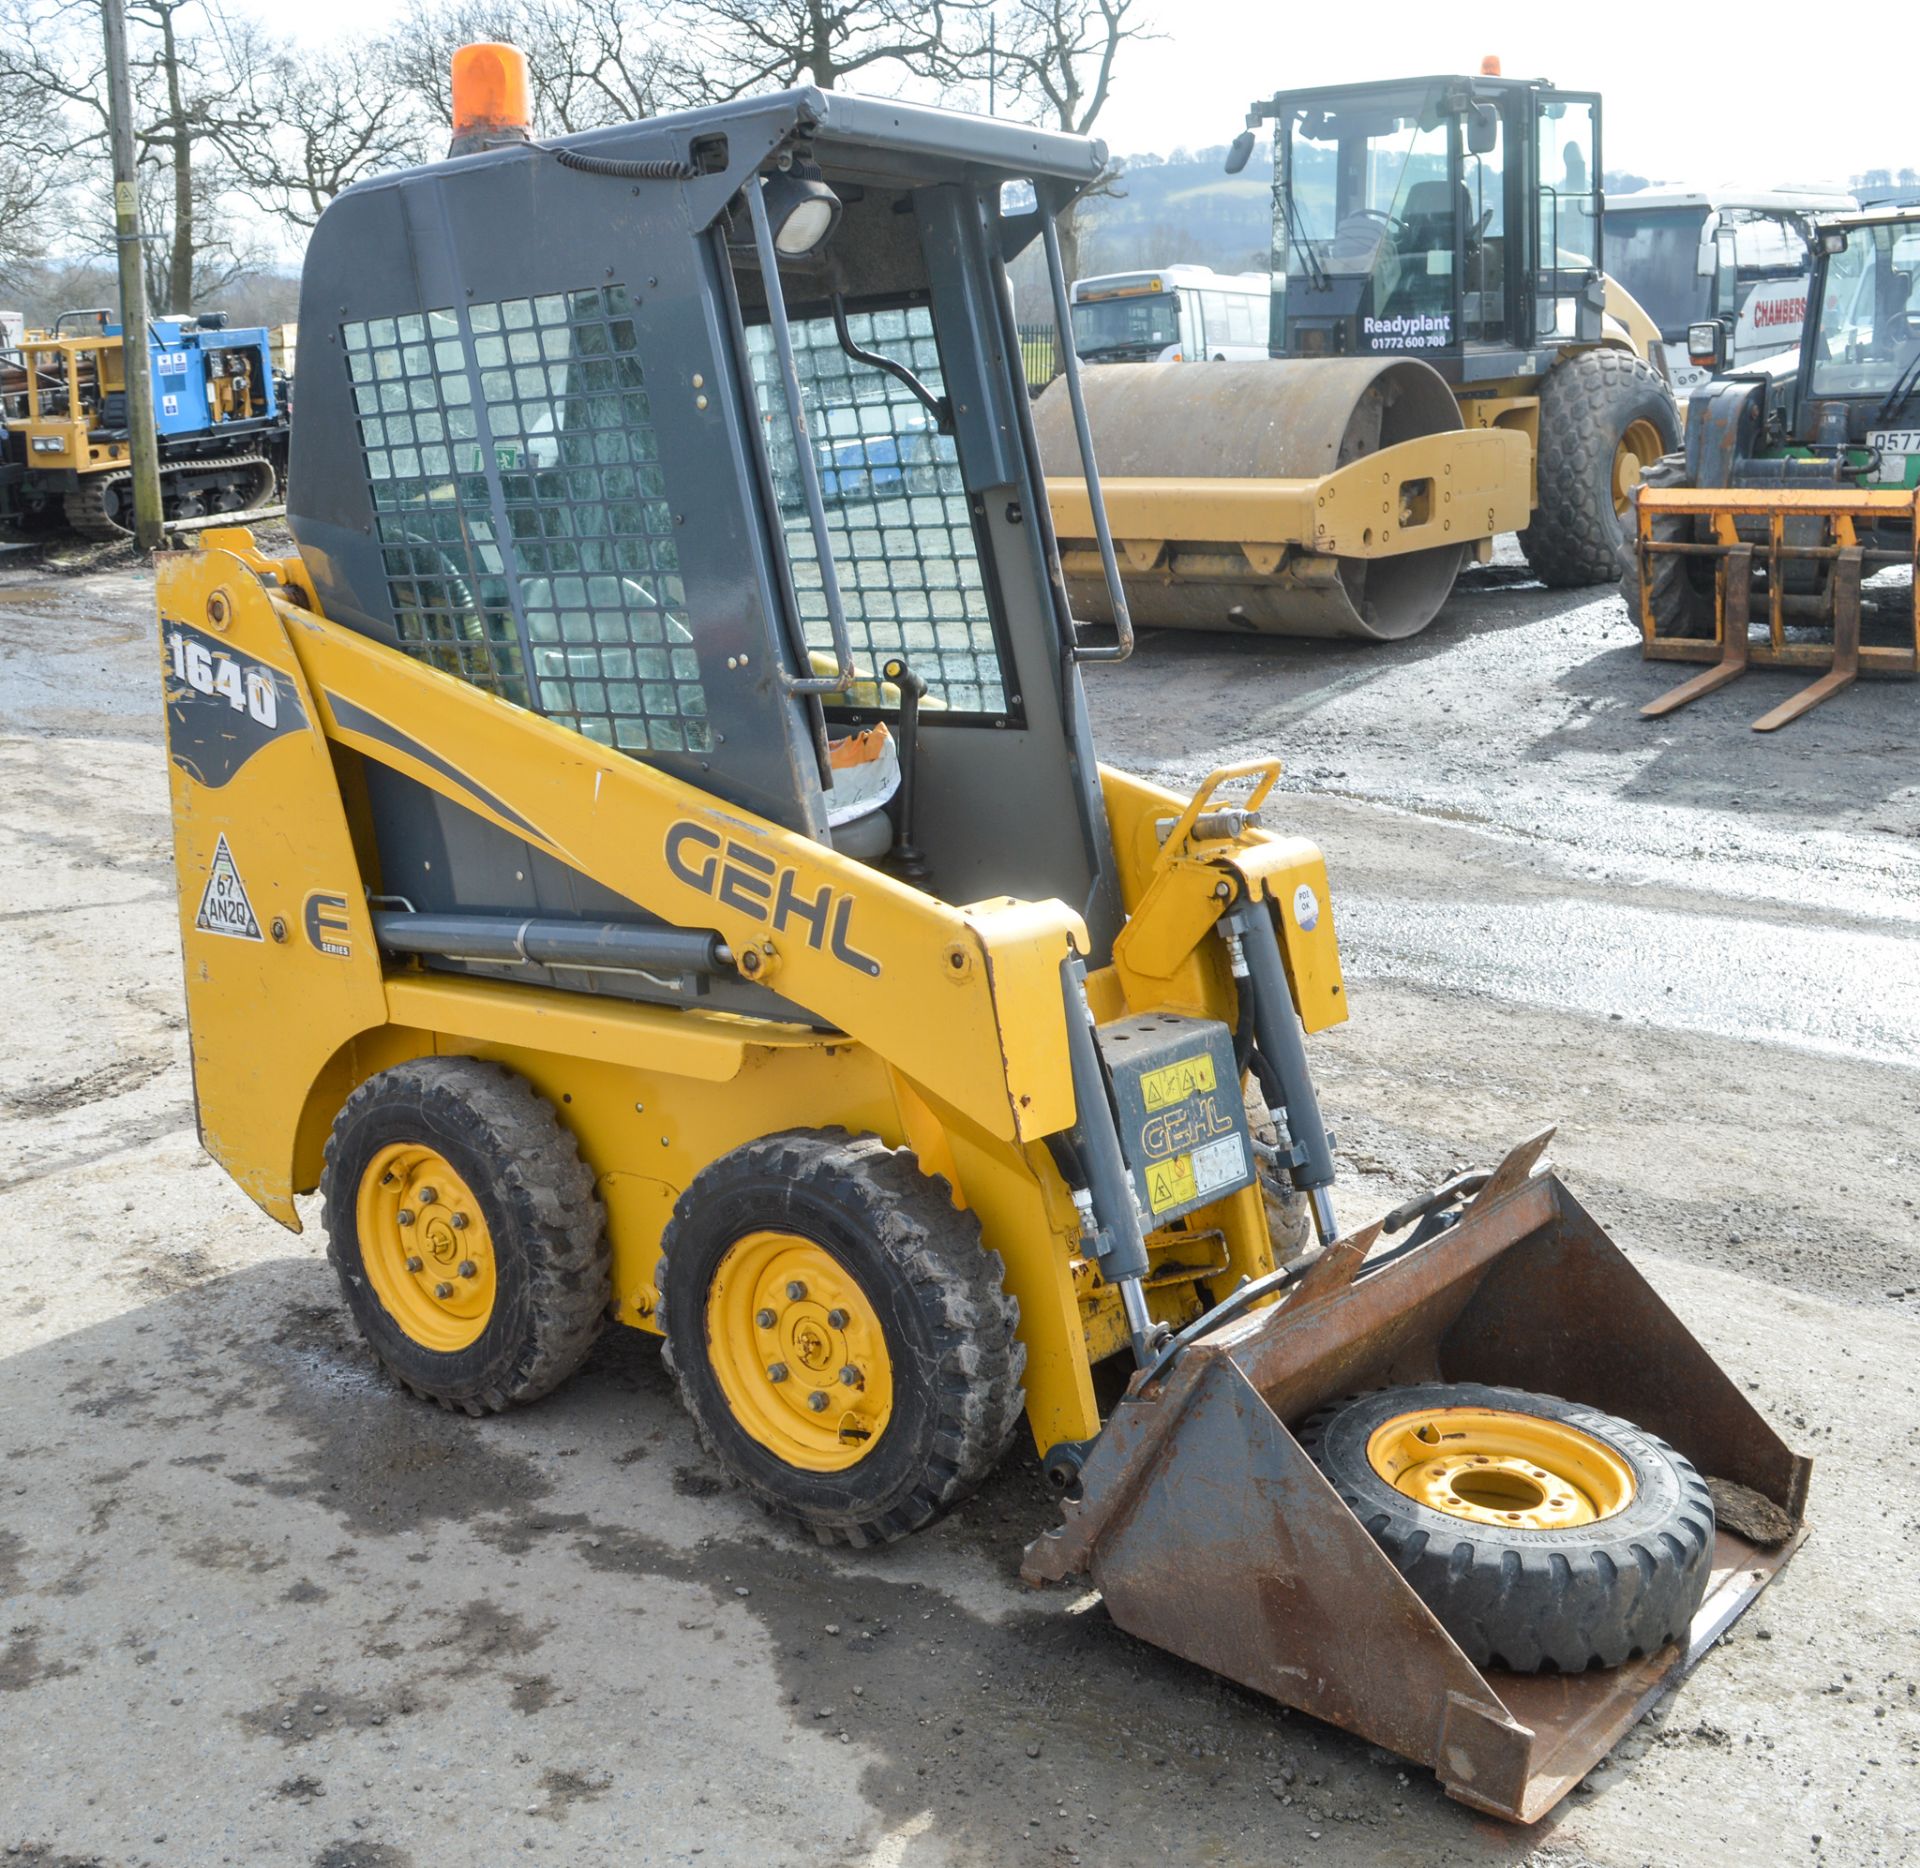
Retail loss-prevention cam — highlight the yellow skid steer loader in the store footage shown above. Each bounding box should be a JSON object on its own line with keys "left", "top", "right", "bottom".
{"left": 158, "top": 45, "right": 1805, "bottom": 1823}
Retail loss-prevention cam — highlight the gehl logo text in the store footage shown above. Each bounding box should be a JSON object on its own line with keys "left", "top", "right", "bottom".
{"left": 665, "top": 822, "right": 881, "bottom": 976}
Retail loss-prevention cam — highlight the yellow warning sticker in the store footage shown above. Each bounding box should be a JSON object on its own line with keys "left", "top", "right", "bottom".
{"left": 1140, "top": 1052, "right": 1216, "bottom": 1111}
{"left": 1146, "top": 1153, "right": 1197, "bottom": 1214}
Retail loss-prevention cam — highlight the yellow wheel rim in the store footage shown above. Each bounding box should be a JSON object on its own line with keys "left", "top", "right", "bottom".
{"left": 1613, "top": 418, "right": 1664, "bottom": 516}
{"left": 1366, "top": 1406, "right": 1635, "bottom": 1530}
{"left": 356, "top": 1143, "right": 496, "bottom": 1353}
{"left": 704, "top": 1231, "right": 894, "bottom": 1473}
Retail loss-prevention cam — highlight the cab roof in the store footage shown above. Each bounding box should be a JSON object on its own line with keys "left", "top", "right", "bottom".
{"left": 1607, "top": 185, "right": 1855, "bottom": 214}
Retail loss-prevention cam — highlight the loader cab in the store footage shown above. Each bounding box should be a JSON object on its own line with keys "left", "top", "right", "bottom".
{"left": 1253, "top": 72, "right": 1604, "bottom": 384}
{"left": 1790, "top": 209, "right": 1920, "bottom": 465}
{"left": 288, "top": 90, "right": 1125, "bottom": 1004}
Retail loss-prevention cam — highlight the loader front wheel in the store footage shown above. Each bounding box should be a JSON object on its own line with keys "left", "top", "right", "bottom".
{"left": 1521, "top": 348, "right": 1680, "bottom": 587}
{"left": 1298, "top": 1382, "right": 1715, "bottom": 1672}
{"left": 321, "top": 1059, "right": 610, "bottom": 1414}
{"left": 659, "top": 1130, "right": 1025, "bottom": 1547}
{"left": 1617, "top": 453, "right": 1717, "bottom": 639}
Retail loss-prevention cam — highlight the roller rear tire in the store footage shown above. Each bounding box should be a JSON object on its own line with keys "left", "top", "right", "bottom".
{"left": 1298, "top": 1381, "right": 1715, "bottom": 1672}
{"left": 1523, "top": 348, "right": 1680, "bottom": 588}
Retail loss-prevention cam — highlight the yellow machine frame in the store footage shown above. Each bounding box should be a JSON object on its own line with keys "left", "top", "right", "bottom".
{"left": 161, "top": 533, "right": 1346, "bottom": 1454}
{"left": 13, "top": 332, "right": 133, "bottom": 476}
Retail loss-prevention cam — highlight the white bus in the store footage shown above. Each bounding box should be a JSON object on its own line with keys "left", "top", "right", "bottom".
{"left": 1068, "top": 265, "right": 1272, "bottom": 363}
{"left": 1602, "top": 186, "right": 1855, "bottom": 394}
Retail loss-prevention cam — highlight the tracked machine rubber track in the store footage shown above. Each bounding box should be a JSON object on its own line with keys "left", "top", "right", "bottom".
{"left": 64, "top": 452, "right": 279, "bottom": 542}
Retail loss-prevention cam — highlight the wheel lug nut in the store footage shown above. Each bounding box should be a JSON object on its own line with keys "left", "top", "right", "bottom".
{"left": 418, "top": 1187, "right": 438, "bottom": 1206}
{"left": 450, "top": 1212, "right": 468, "bottom": 1230}
{"left": 806, "top": 1390, "right": 829, "bottom": 1412}
{"left": 405, "top": 1255, "right": 423, "bottom": 1273}
{"left": 839, "top": 1365, "right": 859, "bottom": 1386}
{"left": 458, "top": 1260, "right": 477, "bottom": 1279}
{"left": 786, "top": 1280, "right": 807, "bottom": 1301}
{"left": 767, "top": 1362, "right": 789, "bottom": 1383}
{"left": 826, "top": 1309, "right": 848, "bottom": 1329}
{"left": 434, "top": 1281, "right": 454, "bottom": 1299}
{"left": 756, "top": 1308, "right": 777, "bottom": 1329}
{"left": 396, "top": 1209, "right": 415, "bottom": 1227}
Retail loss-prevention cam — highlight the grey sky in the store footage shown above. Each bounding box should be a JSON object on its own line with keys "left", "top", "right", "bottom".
{"left": 258, "top": 1, "right": 1912, "bottom": 185}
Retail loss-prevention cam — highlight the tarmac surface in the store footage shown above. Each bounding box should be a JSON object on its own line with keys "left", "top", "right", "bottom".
{"left": 1, "top": 539, "right": 1915, "bottom": 1868}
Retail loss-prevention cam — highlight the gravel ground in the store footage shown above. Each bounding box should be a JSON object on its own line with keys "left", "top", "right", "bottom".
{"left": 1, "top": 539, "right": 1915, "bottom": 1868}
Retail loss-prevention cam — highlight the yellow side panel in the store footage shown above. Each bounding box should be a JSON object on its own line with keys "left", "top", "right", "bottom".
{"left": 158, "top": 555, "right": 389, "bottom": 1226}
{"left": 269, "top": 583, "right": 1080, "bottom": 1146}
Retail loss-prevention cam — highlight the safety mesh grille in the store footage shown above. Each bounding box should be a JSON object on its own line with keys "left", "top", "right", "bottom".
{"left": 746, "top": 307, "right": 1007, "bottom": 716}
{"left": 341, "top": 288, "right": 709, "bottom": 753}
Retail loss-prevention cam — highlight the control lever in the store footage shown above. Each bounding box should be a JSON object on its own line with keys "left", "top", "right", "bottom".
{"left": 881, "top": 656, "right": 930, "bottom": 885}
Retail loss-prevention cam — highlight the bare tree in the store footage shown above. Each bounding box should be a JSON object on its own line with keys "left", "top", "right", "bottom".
{"left": 0, "top": 0, "right": 264, "bottom": 312}
{"left": 382, "top": 0, "right": 695, "bottom": 136}
{"left": 225, "top": 40, "right": 431, "bottom": 231}
{"left": 993, "top": 0, "right": 1153, "bottom": 280}
{"left": 0, "top": 64, "right": 75, "bottom": 286}
{"left": 685, "top": 0, "right": 981, "bottom": 99}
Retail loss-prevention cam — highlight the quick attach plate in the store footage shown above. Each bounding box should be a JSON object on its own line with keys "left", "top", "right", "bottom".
{"left": 1096, "top": 1012, "right": 1254, "bottom": 1226}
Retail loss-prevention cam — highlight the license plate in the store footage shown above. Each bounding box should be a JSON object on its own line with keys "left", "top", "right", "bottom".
{"left": 1868, "top": 429, "right": 1920, "bottom": 481}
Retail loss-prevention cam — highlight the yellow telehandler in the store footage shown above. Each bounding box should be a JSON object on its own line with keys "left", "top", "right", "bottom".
{"left": 158, "top": 44, "right": 1804, "bottom": 1823}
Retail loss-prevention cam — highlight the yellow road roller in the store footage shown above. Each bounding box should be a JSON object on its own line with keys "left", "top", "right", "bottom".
{"left": 1039, "top": 67, "right": 1679, "bottom": 639}
{"left": 158, "top": 49, "right": 1803, "bottom": 1823}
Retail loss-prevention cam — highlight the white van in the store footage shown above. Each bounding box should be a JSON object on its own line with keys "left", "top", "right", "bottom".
{"left": 1603, "top": 186, "right": 1855, "bottom": 393}
{"left": 1068, "top": 266, "right": 1272, "bottom": 363}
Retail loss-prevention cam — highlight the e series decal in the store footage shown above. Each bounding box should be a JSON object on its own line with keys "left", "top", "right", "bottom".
{"left": 664, "top": 821, "right": 880, "bottom": 976}
{"left": 162, "top": 619, "right": 306, "bottom": 788}
{"left": 304, "top": 891, "right": 354, "bottom": 959}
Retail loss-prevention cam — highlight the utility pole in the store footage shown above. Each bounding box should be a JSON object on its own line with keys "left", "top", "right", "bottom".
{"left": 101, "top": 0, "right": 163, "bottom": 549}
{"left": 987, "top": 15, "right": 996, "bottom": 117}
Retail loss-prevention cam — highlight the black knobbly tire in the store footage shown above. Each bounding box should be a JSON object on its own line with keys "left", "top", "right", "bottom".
{"left": 1522, "top": 348, "right": 1681, "bottom": 588}
{"left": 1618, "top": 453, "right": 1717, "bottom": 639}
{"left": 658, "top": 1129, "right": 1025, "bottom": 1547}
{"left": 321, "top": 1058, "right": 609, "bottom": 1414}
{"left": 1298, "top": 1382, "right": 1715, "bottom": 1672}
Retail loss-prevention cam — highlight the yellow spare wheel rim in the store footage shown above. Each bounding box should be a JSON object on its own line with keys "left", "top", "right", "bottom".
{"left": 357, "top": 1143, "right": 496, "bottom": 1353}
{"left": 1366, "top": 1405, "right": 1635, "bottom": 1530}
{"left": 706, "top": 1231, "right": 894, "bottom": 1472}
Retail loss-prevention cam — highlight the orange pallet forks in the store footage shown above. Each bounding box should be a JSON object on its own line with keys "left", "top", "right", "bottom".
{"left": 1631, "top": 485, "right": 1920, "bottom": 730}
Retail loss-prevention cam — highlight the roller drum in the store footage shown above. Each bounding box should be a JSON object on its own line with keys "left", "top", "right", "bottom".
{"left": 1036, "top": 358, "right": 1471, "bottom": 641}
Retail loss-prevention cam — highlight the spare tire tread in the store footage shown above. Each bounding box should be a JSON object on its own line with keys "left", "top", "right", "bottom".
{"left": 1298, "top": 1380, "right": 1715, "bottom": 1673}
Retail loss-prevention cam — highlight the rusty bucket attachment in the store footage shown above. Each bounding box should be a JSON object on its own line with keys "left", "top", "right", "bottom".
{"left": 1023, "top": 1132, "right": 1809, "bottom": 1824}
{"left": 1632, "top": 485, "right": 1920, "bottom": 730}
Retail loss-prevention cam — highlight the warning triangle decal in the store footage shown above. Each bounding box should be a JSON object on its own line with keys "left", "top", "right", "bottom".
{"left": 195, "top": 833, "right": 264, "bottom": 942}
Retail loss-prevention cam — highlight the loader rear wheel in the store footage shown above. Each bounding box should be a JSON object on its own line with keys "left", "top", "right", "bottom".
{"left": 1617, "top": 453, "right": 1716, "bottom": 639}
{"left": 321, "top": 1059, "right": 610, "bottom": 1414}
{"left": 659, "top": 1130, "right": 1025, "bottom": 1547}
{"left": 1298, "top": 1382, "right": 1715, "bottom": 1672}
{"left": 1521, "top": 349, "right": 1680, "bottom": 588}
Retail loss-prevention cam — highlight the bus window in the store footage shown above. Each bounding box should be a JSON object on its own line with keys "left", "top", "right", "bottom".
{"left": 1182, "top": 289, "right": 1208, "bottom": 355}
